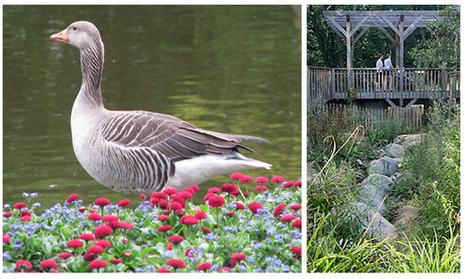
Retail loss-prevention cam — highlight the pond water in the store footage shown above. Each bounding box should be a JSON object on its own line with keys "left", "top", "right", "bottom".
{"left": 3, "top": 5, "right": 301, "bottom": 212}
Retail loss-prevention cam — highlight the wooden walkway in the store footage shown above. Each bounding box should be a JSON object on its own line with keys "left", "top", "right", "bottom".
{"left": 308, "top": 67, "right": 460, "bottom": 107}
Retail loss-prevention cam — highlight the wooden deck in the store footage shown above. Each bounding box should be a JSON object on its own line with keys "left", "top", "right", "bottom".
{"left": 308, "top": 67, "right": 460, "bottom": 106}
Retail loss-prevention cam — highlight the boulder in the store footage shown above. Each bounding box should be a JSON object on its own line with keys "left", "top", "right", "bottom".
{"left": 350, "top": 202, "right": 398, "bottom": 240}
{"left": 385, "top": 143, "right": 405, "bottom": 158}
{"left": 370, "top": 157, "right": 399, "bottom": 176}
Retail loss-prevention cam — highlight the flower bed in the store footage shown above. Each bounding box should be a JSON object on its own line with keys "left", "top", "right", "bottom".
{"left": 3, "top": 174, "right": 302, "bottom": 273}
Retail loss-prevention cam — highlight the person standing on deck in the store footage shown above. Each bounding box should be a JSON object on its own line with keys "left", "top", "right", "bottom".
{"left": 384, "top": 53, "right": 393, "bottom": 90}
{"left": 376, "top": 54, "right": 384, "bottom": 91}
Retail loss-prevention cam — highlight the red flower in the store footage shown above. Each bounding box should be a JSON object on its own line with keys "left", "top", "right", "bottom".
{"left": 292, "top": 219, "right": 302, "bottom": 228}
{"left": 88, "top": 245, "right": 105, "bottom": 254}
{"left": 201, "top": 226, "right": 212, "bottom": 233}
{"left": 79, "top": 233, "right": 95, "bottom": 242}
{"left": 166, "top": 259, "right": 186, "bottom": 269}
{"left": 89, "top": 209, "right": 97, "bottom": 214}
{"left": 158, "top": 225, "right": 172, "bottom": 232}
{"left": 180, "top": 215, "right": 195, "bottom": 224}
{"left": 156, "top": 268, "right": 172, "bottom": 273}
{"left": 88, "top": 213, "right": 102, "bottom": 221}
{"left": 123, "top": 251, "right": 131, "bottom": 257}
{"left": 20, "top": 211, "right": 31, "bottom": 216}
{"left": 271, "top": 176, "right": 285, "bottom": 182}
{"left": 170, "top": 201, "right": 184, "bottom": 214}
{"left": 255, "top": 185, "right": 268, "bottom": 191}
{"left": 94, "top": 197, "right": 111, "bottom": 207}
{"left": 20, "top": 215, "right": 30, "bottom": 222}
{"left": 119, "top": 222, "right": 134, "bottom": 229}
{"left": 183, "top": 218, "right": 199, "bottom": 225}
{"left": 16, "top": 260, "right": 32, "bottom": 271}
{"left": 240, "top": 175, "right": 253, "bottom": 182}
{"left": 3, "top": 212, "right": 13, "bottom": 218}
{"left": 290, "top": 246, "right": 302, "bottom": 254}
{"left": 166, "top": 243, "right": 172, "bottom": 250}
{"left": 185, "top": 248, "right": 195, "bottom": 257}
{"left": 183, "top": 188, "right": 195, "bottom": 195}
{"left": 225, "top": 212, "right": 235, "bottom": 216}
{"left": 255, "top": 176, "right": 269, "bottom": 183}
{"left": 78, "top": 207, "right": 86, "bottom": 212}
{"left": 221, "top": 183, "right": 238, "bottom": 193}
{"left": 290, "top": 204, "right": 302, "bottom": 210}
{"left": 89, "top": 259, "right": 107, "bottom": 269}
{"left": 190, "top": 185, "right": 200, "bottom": 192}
{"left": 208, "top": 195, "right": 225, "bottom": 208}
{"left": 67, "top": 194, "right": 79, "bottom": 203}
{"left": 280, "top": 214, "right": 296, "bottom": 222}
{"left": 230, "top": 172, "right": 244, "bottom": 180}
{"left": 158, "top": 215, "right": 169, "bottom": 221}
{"left": 95, "top": 240, "right": 111, "bottom": 248}
{"left": 233, "top": 202, "right": 245, "bottom": 210}
{"left": 218, "top": 267, "right": 232, "bottom": 272}
{"left": 94, "top": 225, "right": 112, "bottom": 238}
{"left": 196, "top": 262, "right": 212, "bottom": 271}
{"left": 67, "top": 239, "right": 83, "bottom": 248}
{"left": 178, "top": 191, "right": 193, "bottom": 199}
{"left": 203, "top": 193, "right": 214, "bottom": 201}
{"left": 3, "top": 234, "right": 11, "bottom": 243}
{"left": 273, "top": 204, "right": 287, "bottom": 217}
{"left": 231, "top": 253, "right": 247, "bottom": 261}
{"left": 117, "top": 199, "right": 131, "bottom": 207}
{"left": 247, "top": 202, "right": 263, "bottom": 214}
{"left": 194, "top": 211, "right": 207, "bottom": 220}
{"left": 152, "top": 192, "right": 168, "bottom": 200}
{"left": 293, "top": 180, "right": 302, "bottom": 187}
{"left": 282, "top": 181, "right": 295, "bottom": 188}
{"left": 40, "top": 259, "right": 58, "bottom": 269}
{"left": 168, "top": 235, "right": 184, "bottom": 245}
{"left": 207, "top": 187, "right": 220, "bottom": 194}
{"left": 58, "top": 252, "right": 72, "bottom": 259}
{"left": 84, "top": 253, "right": 96, "bottom": 261}
{"left": 103, "top": 215, "right": 119, "bottom": 223}
{"left": 121, "top": 239, "right": 129, "bottom": 244}
{"left": 14, "top": 203, "right": 27, "bottom": 209}
{"left": 108, "top": 259, "right": 123, "bottom": 265}
{"left": 163, "top": 187, "right": 178, "bottom": 196}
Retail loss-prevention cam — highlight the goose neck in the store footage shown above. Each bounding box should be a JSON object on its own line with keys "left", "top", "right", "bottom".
{"left": 79, "top": 41, "right": 104, "bottom": 107}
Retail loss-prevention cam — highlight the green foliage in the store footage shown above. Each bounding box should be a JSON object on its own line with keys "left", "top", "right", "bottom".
{"left": 367, "top": 119, "right": 414, "bottom": 146}
{"left": 409, "top": 5, "right": 460, "bottom": 69}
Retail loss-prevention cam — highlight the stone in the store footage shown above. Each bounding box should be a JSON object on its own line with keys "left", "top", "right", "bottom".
{"left": 385, "top": 143, "right": 405, "bottom": 158}
{"left": 370, "top": 157, "right": 399, "bottom": 176}
{"left": 350, "top": 202, "right": 398, "bottom": 240}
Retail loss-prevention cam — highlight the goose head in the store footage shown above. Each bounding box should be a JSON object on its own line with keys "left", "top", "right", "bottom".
{"left": 50, "top": 21, "right": 102, "bottom": 51}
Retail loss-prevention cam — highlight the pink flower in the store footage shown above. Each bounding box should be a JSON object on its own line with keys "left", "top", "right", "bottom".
{"left": 240, "top": 175, "right": 253, "bottom": 182}
{"left": 79, "top": 233, "right": 95, "bottom": 242}
{"left": 15, "top": 260, "right": 32, "bottom": 271}
{"left": 180, "top": 215, "right": 198, "bottom": 225}
{"left": 292, "top": 219, "right": 302, "bottom": 228}
{"left": 117, "top": 199, "right": 131, "bottom": 207}
{"left": 67, "top": 239, "right": 83, "bottom": 248}
{"left": 89, "top": 259, "right": 107, "bottom": 269}
{"left": 280, "top": 214, "right": 296, "bottom": 222}
{"left": 119, "top": 222, "right": 134, "bottom": 229}
{"left": 94, "top": 197, "right": 111, "bottom": 207}
{"left": 196, "top": 262, "right": 212, "bottom": 271}
{"left": 66, "top": 194, "right": 79, "bottom": 203}
{"left": 255, "top": 176, "right": 269, "bottom": 183}
{"left": 3, "top": 234, "right": 11, "bottom": 243}
{"left": 152, "top": 192, "right": 168, "bottom": 200}
{"left": 95, "top": 240, "right": 111, "bottom": 248}
{"left": 170, "top": 201, "right": 184, "bottom": 214}
{"left": 178, "top": 191, "right": 193, "bottom": 199}
{"left": 163, "top": 187, "right": 178, "bottom": 196}
{"left": 88, "top": 213, "right": 102, "bottom": 221}
{"left": 271, "top": 176, "right": 285, "bottom": 182}
{"left": 282, "top": 181, "right": 294, "bottom": 188}
{"left": 291, "top": 246, "right": 302, "bottom": 255}
{"left": 194, "top": 211, "right": 207, "bottom": 220}
{"left": 14, "top": 203, "right": 27, "bottom": 209}
{"left": 208, "top": 187, "right": 220, "bottom": 194}
{"left": 168, "top": 235, "right": 184, "bottom": 245}
{"left": 255, "top": 185, "right": 268, "bottom": 191}
{"left": 94, "top": 225, "right": 112, "bottom": 238}
{"left": 273, "top": 204, "right": 287, "bottom": 217}
{"left": 203, "top": 193, "right": 215, "bottom": 201}
{"left": 58, "top": 252, "right": 72, "bottom": 259}
{"left": 108, "top": 259, "right": 122, "bottom": 265}
{"left": 208, "top": 195, "right": 225, "bottom": 208}
{"left": 247, "top": 202, "right": 263, "bottom": 214}
{"left": 3, "top": 212, "right": 13, "bottom": 218}
{"left": 201, "top": 226, "right": 212, "bottom": 233}
{"left": 218, "top": 267, "right": 232, "bottom": 272}
{"left": 156, "top": 268, "right": 172, "bottom": 273}
{"left": 190, "top": 185, "right": 200, "bottom": 192}
{"left": 166, "top": 259, "right": 186, "bottom": 269}
{"left": 233, "top": 202, "right": 245, "bottom": 210}
{"left": 158, "top": 215, "right": 169, "bottom": 221}
{"left": 221, "top": 183, "right": 238, "bottom": 193}
{"left": 230, "top": 172, "right": 244, "bottom": 180}
{"left": 40, "top": 259, "right": 58, "bottom": 269}
{"left": 103, "top": 215, "right": 119, "bottom": 223}
{"left": 158, "top": 225, "right": 172, "bottom": 232}
{"left": 88, "top": 245, "right": 105, "bottom": 254}
{"left": 293, "top": 180, "right": 302, "bottom": 187}
{"left": 182, "top": 187, "right": 195, "bottom": 195}
{"left": 290, "top": 204, "right": 302, "bottom": 210}
{"left": 231, "top": 253, "right": 247, "bottom": 261}
{"left": 20, "top": 215, "right": 30, "bottom": 222}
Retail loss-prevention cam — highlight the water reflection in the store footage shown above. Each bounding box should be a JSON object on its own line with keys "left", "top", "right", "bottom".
{"left": 3, "top": 5, "right": 301, "bottom": 212}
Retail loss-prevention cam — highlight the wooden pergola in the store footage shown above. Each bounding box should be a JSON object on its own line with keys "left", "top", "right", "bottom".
{"left": 323, "top": 10, "right": 441, "bottom": 90}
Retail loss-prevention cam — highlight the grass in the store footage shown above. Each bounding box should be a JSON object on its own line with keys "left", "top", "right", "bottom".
{"left": 3, "top": 174, "right": 302, "bottom": 273}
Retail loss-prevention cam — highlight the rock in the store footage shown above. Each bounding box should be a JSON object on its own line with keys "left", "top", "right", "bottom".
{"left": 395, "top": 134, "right": 426, "bottom": 149}
{"left": 363, "top": 174, "right": 393, "bottom": 197}
{"left": 349, "top": 202, "right": 398, "bottom": 240}
{"left": 385, "top": 143, "right": 405, "bottom": 158}
{"left": 370, "top": 157, "right": 399, "bottom": 176}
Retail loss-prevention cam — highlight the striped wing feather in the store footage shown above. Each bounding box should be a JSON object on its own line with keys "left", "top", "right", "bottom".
{"left": 100, "top": 111, "right": 268, "bottom": 161}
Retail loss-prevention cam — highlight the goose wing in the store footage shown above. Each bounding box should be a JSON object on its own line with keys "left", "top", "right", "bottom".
{"left": 100, "top": 111, "right": 268, "bottom": 161}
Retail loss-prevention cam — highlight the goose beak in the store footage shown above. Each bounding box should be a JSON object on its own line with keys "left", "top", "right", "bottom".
{"left": 50, "top": 28, "right": 68, "bottom": 43}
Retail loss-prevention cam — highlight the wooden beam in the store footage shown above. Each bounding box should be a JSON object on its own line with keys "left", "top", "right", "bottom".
{"left": 380, "top": 14, "right": 402, "bottom": 37}
{"left": 347, "top": 15, "right": 353, "bottom": 89}
{"left": 385, "top": 98, "right": 397, "bottom": 107}
{"left": 349, "top": 15, "right": 370, "bottom": 37}
{"left": 325, "top": 15, "right": 348, "bottom": 36}
{"left": 378, "top": 26, "right": 396, "bottom": 43}
{"left": 403, "top": 15, "right": 424, "bottom": 39}
{"left": 405, "top": 98, "right": 418, "bottom": 109}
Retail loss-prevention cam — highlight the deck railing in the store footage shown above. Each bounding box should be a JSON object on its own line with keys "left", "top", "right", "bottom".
{"left": 308, "top": 67, "right": 460, "bottom": 102}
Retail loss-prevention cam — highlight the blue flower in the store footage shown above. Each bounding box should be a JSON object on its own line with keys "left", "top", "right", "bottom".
{"left": 253, "top": 242, "right": 261, "bottom": 249}
{"left": 210, "top": 264, "right": 219, "bottom": 271}
{"left": 161, "top": 251, "right": 173, "bottom": 258}
{"left": 266, "top": 228, "right": 276, "bottom": 235}
{"left": 30, "top": 193, "right": 38, "bottom": 198}
{"left": 135, "top": 267, "right": 144, "bottom": 273}
{"left": 22, "top": 192, "right": 29, "bottom": 198}
{"left": 14, "top": 243, "right": 22, "bottom": 249}
{"left": 206, "top": 233, "right": 216, "bottom": 241}
{"left": 4, "top": 204, "right": 10, "bottom": 208}
{"left": 274, "top": 259, "right": 282, "bottom": 266}
{"left": 248, "top": 257, "right": 255, "bottom": 263}
{"left": 145, "top": 265, "right": 155, "bottom": 272}
{"left": 282, "top": 265, "right": 290, "bottom": 271}
{"left": 265, "top": 256, "right": 273, "bottom": 262}
{"left": 239, "top": 265, "right": 246, "bottom": 272}
{"left": 3, "top": 252, "right": 11, "bottom": 261}
{"left": 254, "top": 268, "right": 263, "bottom": 273}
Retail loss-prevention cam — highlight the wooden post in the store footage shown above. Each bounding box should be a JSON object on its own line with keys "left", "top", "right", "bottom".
{"left": 346, "top": 15, "right": 353, "bottom": 90}
{"left": 398, "top": 15, "right": 404, "bottom": 107}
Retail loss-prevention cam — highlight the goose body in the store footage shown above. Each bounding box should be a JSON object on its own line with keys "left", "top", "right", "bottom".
{"left": 50, "top": 21, "right": 271, "bottom": 196}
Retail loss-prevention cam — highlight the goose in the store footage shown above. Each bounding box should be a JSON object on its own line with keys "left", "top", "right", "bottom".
{"left": 50, "top": 21, "right": 272, "bottom": 197}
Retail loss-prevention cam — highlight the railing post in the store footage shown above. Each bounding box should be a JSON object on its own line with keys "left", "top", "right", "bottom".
{"left": 331, "top": 68, "right": 335, "bottom": 99}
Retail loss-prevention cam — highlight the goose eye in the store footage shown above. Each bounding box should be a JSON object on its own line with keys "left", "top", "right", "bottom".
{"left": 72, "top": 26, "right": 77, "bottom": 30}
